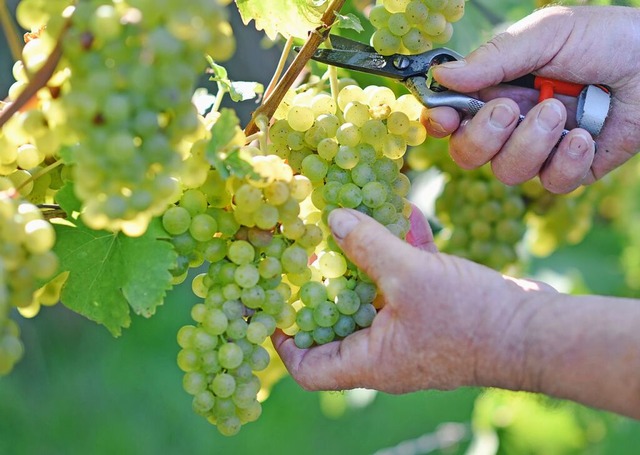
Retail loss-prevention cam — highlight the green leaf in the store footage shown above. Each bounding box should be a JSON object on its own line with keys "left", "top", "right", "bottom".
{"left": 205, "top": 108, "right": 242, "bottom": 178}
{"left": 227, "top": 81, "right": 264, "bottom": 102}
{"left": 207, "top": 57, "right": 229, "bottom": 80}
{"left": 334, "top": 13, "right": 363, "bottom": 33}
{"left": 53, "top": 217, "right": 177, "bottom": 337}
{"left": 223, "top": 148, "right": 259, "bottom": 180}
{"left": 234, "top": 0, "right": 325, "bottom": 39}
{"left": 55, "top": 181, "right": 82, "bottom": 214}
{"left": 207, "top": 58, "right": 264, "bottom": 103}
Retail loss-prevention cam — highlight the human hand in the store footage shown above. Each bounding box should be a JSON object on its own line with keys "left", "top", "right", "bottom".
{"left": 273, "top": 208, "right": 555, "bottom": 393}
{"left": 422, "top": 6, "right": 640, "bottom": 193}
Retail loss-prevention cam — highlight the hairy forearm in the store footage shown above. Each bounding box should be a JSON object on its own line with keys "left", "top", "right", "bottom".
{"left": 491, "top": 292, "right": 640, "bottom": 418}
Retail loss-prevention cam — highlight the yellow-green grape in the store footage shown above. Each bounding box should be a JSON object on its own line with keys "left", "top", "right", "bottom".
{"left": 0, "top": 191, "right": 59, "bottom": 374}
{"left": 369, "top": 0, "right": 466, "bottom": 55}
{"left": 12, "top": 0, "right": 236, "bottom": 236}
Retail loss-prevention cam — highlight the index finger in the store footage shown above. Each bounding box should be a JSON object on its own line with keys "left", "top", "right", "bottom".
{"left": 420, "top": 106, "right": 461, "bottom": 138}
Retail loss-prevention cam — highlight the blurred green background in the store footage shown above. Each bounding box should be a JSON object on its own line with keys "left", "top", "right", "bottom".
{"left": 2, "top": 0, "right": 640, "bottom": 454}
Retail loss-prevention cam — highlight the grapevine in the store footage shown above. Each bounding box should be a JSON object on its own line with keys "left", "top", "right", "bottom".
{"left": 0, "top": 0, "right": 624, "bottom": 439}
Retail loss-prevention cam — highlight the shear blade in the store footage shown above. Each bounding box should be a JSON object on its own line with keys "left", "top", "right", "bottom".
{"left": 328, "top": 35, "right": 376, "bottom": 53}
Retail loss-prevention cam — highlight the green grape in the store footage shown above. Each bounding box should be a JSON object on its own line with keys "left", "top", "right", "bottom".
{"left": 335, "top": 123, "right": 362, "bottom": 147}
{"left": 353, "top": 303, "right": 377, "bottom": 328}
{"left": 369, "top": 5, "right": 391, "bottom": 28}
{"left": 388, "top": 12, "right": 411, "bottom": 36}
{"left": 163, "top": 206, "right": 191, "bottom": 235}
{"left": 281, "top": 245, "right": 309, "bottom": 274}
{"left": 343, "top": 101, "right": 371, "bottom": 127}
{"left": 247, "top": 345, "right": 270, "bottom": 371}
{"left": 333, "top": 314, "right": 356, "bottom": 338}
{"left": 312, "top": 326, "right": 335, "bottom": 344}
{"left": 294, "top": 330, "right": 314, "bottom": 349}
{"left": 287, "top": 106, "right": 315, "bottom": 132}
{"left": 296, "top": 307, "right": 317, "bottom": 332}
{"left": 383, "top": 0, "right": 411, "bottom": 14}
{"left": 301, "top": 155, "right": 329, "bottom": 182}
{"left": 405, "top": 0, "right": 429, "bottom": 24}
{"left": 189, "top": 214, "right": 217, "bottom": 242}
{"left": 212, "top": 373, "right": 236, "bottom": 398}
{"left": 218, "top": 342, "right": 244, "bottom": 370}
{"left": 241, "top": 285, "right": 266, "bottom": 309}
{"left": 192, "top": 391, "right": 216, "bottom": 415}
{"left": 334, "top": 146, "right": 360, "bottom": 170}
{"left": 313, "top": 301, "right": 340, "bottom": 328}
{"left": 371, "top": 28, "right": 402, "bottom": 56}
{"left": 228, "top": 240, "right": 255, "bottom": 265}
{"left": 335, "top": 289, "right": 361, "bottom": 315}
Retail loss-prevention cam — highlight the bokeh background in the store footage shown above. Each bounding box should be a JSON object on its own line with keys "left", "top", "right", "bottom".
{"left": 1, "top": 1, "right": 640, "bottom": 454}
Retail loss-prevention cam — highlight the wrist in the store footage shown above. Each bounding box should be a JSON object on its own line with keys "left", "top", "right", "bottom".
{"left": 471, "top": 276, "right": 551, "bottom": 393}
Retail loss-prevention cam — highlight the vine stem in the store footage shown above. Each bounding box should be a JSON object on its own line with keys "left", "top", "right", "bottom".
{"left": 243, "top": 0, "right": 347, "bottom": 136}
{"left": 0, "top": 0, "right": 22, "bottom": 62}
{"left": 263, "top": 35, "right": 295, "bottom": 101}
{"left": 0, "top": 39, "right": 62, "bottom": 129}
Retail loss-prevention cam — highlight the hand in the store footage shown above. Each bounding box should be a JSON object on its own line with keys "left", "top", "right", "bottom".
{"left": 272, "top": 208, "right": 553, "bottom": 393}
{"left": 422, "top": 6, "right": 640, "bottom": 194}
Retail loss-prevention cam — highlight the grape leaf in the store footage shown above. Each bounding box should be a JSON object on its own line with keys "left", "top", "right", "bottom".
{"left": 334, "top": 13, "right": 363, "bottom": 33}
{"left": 206, "top": 108, "right": 241, "bottom": 170}
{"left": 234, "top": 0, "right": 324, "bottom": 39}
{"left": 53, "top": 214, "right": 177, "bottom": 337}
{"left": 206, "top": 58, "right": 264, "bottom": 102}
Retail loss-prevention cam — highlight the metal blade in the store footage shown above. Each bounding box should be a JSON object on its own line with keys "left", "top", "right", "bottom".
{"left": 328, "top": 35, "right": 376, "bottom": 53}
{"left": 309, "top": 49, "right": 406, "bottom": 80}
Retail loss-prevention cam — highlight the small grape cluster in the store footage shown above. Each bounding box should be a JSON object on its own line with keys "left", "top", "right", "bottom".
{"left": 369, "top": 0, "right": 466, "bottom": 55}
{"left": 0, "top": 191, "right": 59, "bottom": 374}
{"left": 270, "top": 82, "right": 428, "bottom": 347}
{"left": 436, "top": 165, "right": 525, "bottom": 270}
{"left": 409, "top": 138, "right": 526, "bottom": 270}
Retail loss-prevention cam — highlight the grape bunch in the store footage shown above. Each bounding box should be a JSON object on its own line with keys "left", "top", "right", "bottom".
{"left": 408, "top": 137, "right": 526, "bottom": 271}
{"left": 7, "top": 0, "right": 235, "bottom": 237}
{"left": 269, "top": 82, "right": 428, "bottom": 347}
{"left": 0, "top": 190, "right": 59, "bottom": 374}
{"left": 369, "top": 0, "right": 466, "bottom": 55}
{"left": 437, "top": 165, "right": 526, "bottom": 270}
{"left": 173, "top": 150, "right": 320, "bottom": 435}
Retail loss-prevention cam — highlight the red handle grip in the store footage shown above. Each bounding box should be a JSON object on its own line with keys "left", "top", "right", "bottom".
{"left": 534, "top": 77, "right": 585, "bottom": 102}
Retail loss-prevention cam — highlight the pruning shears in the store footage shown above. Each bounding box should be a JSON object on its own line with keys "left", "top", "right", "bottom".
{"left": 303, "top": 36, "right": 611, "bottom": 138}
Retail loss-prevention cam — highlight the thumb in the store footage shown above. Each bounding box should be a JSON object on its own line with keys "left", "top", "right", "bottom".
{"left": 432, "top": 8, "right": 572, "bottom": 93}
{"left": 328, "top": 208, "right": 417, "bottom": 285}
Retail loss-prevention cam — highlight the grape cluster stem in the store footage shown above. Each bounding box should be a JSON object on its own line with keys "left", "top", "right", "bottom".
{"left": 243, "top": 0, "right": 347, "bottom": 136}
{"left": 0, "top": 29, "right": 64, "bottom": 129}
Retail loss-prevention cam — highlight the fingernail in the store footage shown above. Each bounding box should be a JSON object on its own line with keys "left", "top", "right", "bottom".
{"left": 437, "top": 60, "right": 467, "bottom": 70}
{"left": 329, "top": 209, "right": 360, "bottom": 241}
{"left": 567, "top": 135, "right": 591, "bottom": 158}
{"left": 489, "top": 103, "right": 516, "bottom": 129}
{"left": 536, "top": 102, "right": 563, "bottom": 132}
{"left": 428, "top": 118, "right": 448, "bottom": 135}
